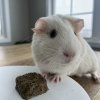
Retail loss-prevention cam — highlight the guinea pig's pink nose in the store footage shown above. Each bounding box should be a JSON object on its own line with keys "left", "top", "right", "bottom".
{"left": 32, "top": 18, "right": 47, "bottom": 33}
{"left": 63, "top": 52, "right": 75, "bottom": 62}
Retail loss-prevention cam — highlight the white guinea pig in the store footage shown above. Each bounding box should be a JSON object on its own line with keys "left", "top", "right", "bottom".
{"left": 32, "top": 15, "right": 100, "bottom": 83}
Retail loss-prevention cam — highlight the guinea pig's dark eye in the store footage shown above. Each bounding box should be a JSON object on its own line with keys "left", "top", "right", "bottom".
{"left": 74, "top": 32, "right": 77, "bottom": 35}
{"left": 49, "top": 29, "right": 57, "bottom": 38}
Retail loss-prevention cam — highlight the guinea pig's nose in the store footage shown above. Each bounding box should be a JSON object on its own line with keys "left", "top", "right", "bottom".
{"left": 63, "top": 52, "right": 75, "bottom": 62}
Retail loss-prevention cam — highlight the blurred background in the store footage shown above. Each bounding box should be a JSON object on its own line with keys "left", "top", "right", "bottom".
{"left": 0, "top": 0, "right": 100, "bottom": 49}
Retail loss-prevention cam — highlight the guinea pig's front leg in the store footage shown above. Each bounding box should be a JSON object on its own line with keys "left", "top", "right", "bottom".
{"left": 42, "top": 72, "right": 62, "bottom": 83}
{"left": 48, "top": 73, "right": 62, "bottom": 83}
{"left": 41, "top": 72, "right": 48, "bottom": 79}
{"left": 91, "top": 71, "right": 100, "bottom": 83}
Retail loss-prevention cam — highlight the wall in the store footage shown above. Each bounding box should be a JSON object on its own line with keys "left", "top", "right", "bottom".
{"left": 9, "top": 0, "right": 47, "bottom": 43}
{"left": 92, "top": 0, "right": 100, "bottom": 38}
{"left": 87, "top": 0, "right": 100, "bottom": 49}
{"left": 29, "top": 0, "right": 47, "bottom": 39}
{"left": 8, "top": 0, "right": 30, "bottom": 43}
{"left": 0, "top": 0, "right": 47, "bottom": 44}
{"left": 30, "top": 0, "right": 47, "bottom": 27}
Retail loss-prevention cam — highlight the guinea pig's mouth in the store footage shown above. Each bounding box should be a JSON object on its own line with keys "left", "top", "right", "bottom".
{"left": 63, "top": 52, "right": 75, "bottom": 62}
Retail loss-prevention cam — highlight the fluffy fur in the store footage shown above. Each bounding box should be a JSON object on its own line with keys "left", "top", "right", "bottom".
{"left": 32, "top": 15, "right": 99, "bottom": 81}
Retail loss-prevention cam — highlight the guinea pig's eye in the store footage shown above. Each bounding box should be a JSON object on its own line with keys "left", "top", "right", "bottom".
{"left": 74, "top": 32, "right": 77, "bottom": 35}
{"left": 49, "top": 29, "right": 57, "bottom": 38}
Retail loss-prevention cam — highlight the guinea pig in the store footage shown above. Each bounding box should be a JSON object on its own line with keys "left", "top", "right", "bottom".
{"left": 32, "top": 15, "right": 100, "bottom": 83}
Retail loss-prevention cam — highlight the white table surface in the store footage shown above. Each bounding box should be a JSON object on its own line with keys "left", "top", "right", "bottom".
{"left": 0, "top": 66, "right": 90, "bottom": 100}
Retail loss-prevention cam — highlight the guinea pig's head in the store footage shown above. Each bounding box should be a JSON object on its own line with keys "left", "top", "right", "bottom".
{"left": 32, "top": 15, "right": 84, "bottom": 67}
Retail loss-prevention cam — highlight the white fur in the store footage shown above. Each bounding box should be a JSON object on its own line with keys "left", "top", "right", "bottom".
{"left": 32, "top": 15, "right": 99, "bottom": 77}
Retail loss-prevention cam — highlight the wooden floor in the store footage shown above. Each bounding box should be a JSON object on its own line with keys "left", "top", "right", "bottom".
{"left": 0, "top": 43, "right": 100, "bottom": 100}
{"left": 0, "top": 44, "right": 33, "bottom": 66}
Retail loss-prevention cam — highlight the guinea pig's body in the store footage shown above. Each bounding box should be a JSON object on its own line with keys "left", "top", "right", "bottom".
{"left": 32, "top": 15, "right": 99, "bottom": 82}
{"left": 73, "top": 36, "right": 98, "bottom": 76}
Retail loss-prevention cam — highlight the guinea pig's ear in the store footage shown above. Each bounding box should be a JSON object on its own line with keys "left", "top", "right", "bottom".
{"left": 32, "top": 18, "right": 47, "bottom": 33}
{"left": 66, "top": 17, "right": 84, "bottom": 34}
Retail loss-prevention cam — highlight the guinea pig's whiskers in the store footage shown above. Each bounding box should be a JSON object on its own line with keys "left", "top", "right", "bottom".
{"left": 40, "top": 55, "right": 54, "bottom": 64}
{"left": 39, "top": 47, "right": 56, "bottom": 64}
{"left": 43, "top": 47, "right": 58, "bottom": 53}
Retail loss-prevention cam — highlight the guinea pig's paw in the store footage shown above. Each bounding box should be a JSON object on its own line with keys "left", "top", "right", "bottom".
{"left": 91, "top": 72, "right": 100, "bottom": 83}
{"left": 92, "top": 77, "right": 100, "bottom": 83}
{"left": 49, "top": 74, "right": 62, "bottom": 83}
{"left": 41, "top": 72, "right": 48, "bottom": 79}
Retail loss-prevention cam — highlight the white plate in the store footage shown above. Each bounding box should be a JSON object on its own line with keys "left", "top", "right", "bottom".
{"left": 0, "top": 66, "right": 90, "bottom": 100}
